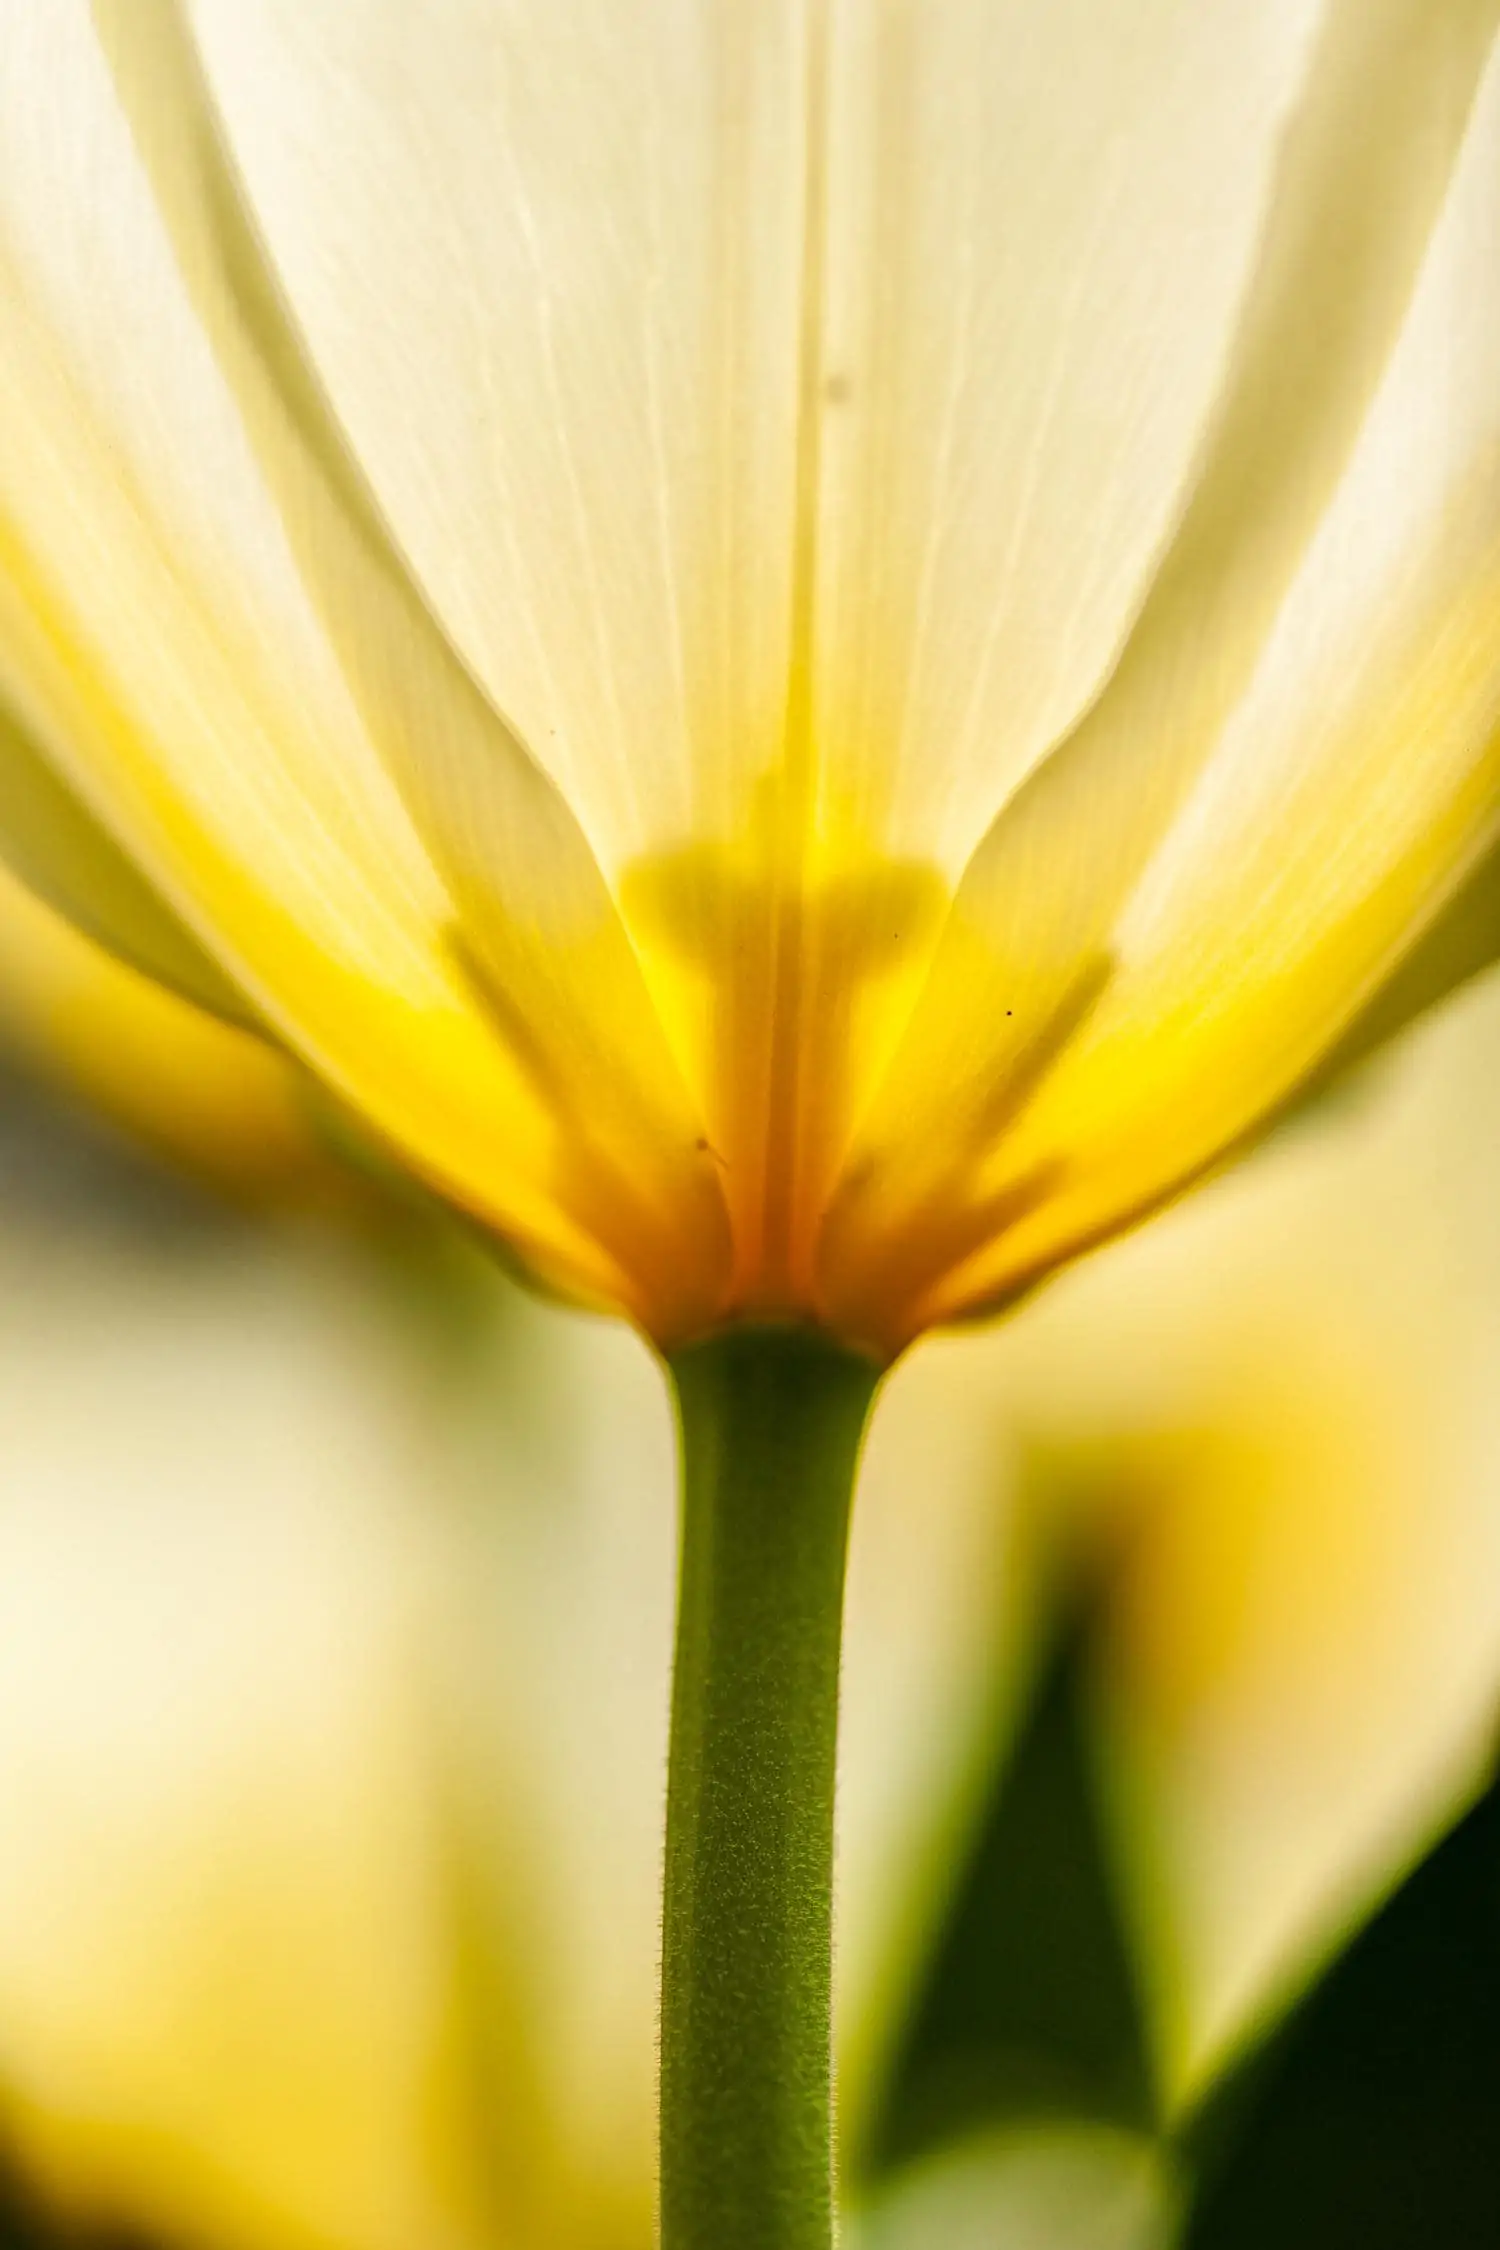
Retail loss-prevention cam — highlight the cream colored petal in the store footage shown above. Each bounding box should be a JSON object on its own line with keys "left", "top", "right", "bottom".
{"left": 811, "top": 0, "right": 1323, "bottom": 873}
{"left": 0, "top": 1, "right": 726, "bottom": 1330}
{"left": 948, "top": 29, "right": 1500, "bottom": 1327}
{"left": 189, "top": 0, "right": 1331, "bottom": 884}
{"left": 941, "top": 0, "right": 1500, "bottom": 909}
{"left": 186, "top": 0, "right": 809, "bottom": 881}
{"left": 827, "top": 4, "right": 1500, "bottom": 1340}
{"left": 179, "top": 0, "right": 1328, "bottom": 1312}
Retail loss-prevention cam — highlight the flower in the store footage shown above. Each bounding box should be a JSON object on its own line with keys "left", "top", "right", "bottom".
{"left": 0, "top": 960, "right": 1497, "bottom": 2250}
{"left": 0, "top": 1, "right": 1496, "bottom": 1360}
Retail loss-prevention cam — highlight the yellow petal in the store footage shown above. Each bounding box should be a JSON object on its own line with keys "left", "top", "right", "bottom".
{"left": 827, "top": 2, "right": 1500, "bottom": 1344}
{"left": 0, "top": 674, "right": 243, "bottom": 1022}
{"left": 0, "top": 0, "right": 728, "bottom": 1333}
{"left": 185, "top": 0, "right": 1326, "bottom": 1312}
{"left": 0, "top": 865, "right": 338, "bottom": 1204}
{"left": 185, "top": 0, "right": 822, "bottom": 1295}
{"left": 968, "top": 29, "right": 1500, "bottom": 1324}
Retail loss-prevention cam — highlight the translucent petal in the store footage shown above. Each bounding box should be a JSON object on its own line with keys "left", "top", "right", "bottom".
{"left": 187, "top": 0, "right": 809, "bottom": 880}
{"left": 810, "top": 0, "right": 1323, "bottom": 873}
{"left": 0, "top": 1, "right": 729, "bottom": 1331}
{"left": 190, "top": 0, "right": 1328, "bottom": 870}
{"left": 966, "top": 31, "right": 1500, "bottom": 1326}
{"left": 941, "top": 0, "right": 1500, "bottom": 962}
{"left": 0, "top": 677, "right": 244, "bottom": 1023}
{"left": 826, "top": 1, "right": 1500, "bottom": 1344}
{"left": 181, "top": 0, "right": 1353, "bottom": 1316}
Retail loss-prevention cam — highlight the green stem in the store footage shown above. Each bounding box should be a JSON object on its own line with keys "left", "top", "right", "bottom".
{"left": 660, "top": 1327, "right": 881, "bottom": 2250}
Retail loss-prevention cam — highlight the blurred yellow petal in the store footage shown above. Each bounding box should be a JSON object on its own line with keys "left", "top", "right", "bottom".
{"left": 1089, "top": 992, "right": 1500, "bottom": 2101}
{"left": 0, "top": 867, "right": 341, "bottom": 1203}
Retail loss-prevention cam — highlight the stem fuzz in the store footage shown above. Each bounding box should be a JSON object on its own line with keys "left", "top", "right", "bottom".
{"left": 660, "top": 1327, "right": 880, "bottom": 2250}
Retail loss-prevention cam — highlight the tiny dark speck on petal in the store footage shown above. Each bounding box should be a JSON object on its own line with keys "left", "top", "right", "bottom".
{"left": 823, "top": 372, "right": 852, "bottom": 406}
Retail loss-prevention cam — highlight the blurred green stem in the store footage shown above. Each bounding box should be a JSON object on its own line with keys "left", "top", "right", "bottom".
{"left": 660, "top": 1327, "right": 881, "bottom": 2250}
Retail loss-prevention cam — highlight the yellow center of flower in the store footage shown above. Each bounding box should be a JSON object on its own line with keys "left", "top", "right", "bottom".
{"left": 622, "top": 780, "right": 949, "bottom": 1331}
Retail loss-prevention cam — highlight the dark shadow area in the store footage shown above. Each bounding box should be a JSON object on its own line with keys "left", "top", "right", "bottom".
{"left": 867, "top": 1600, "right": 1155, "bottom": 2175}
{"left": 1182, "top": 1758, "right": 1500, "bottom": 2250}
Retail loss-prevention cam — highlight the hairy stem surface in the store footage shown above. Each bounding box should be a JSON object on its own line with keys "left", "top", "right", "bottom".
{"left": 660, "top": 1327, "right": 881, "bottom": 2250}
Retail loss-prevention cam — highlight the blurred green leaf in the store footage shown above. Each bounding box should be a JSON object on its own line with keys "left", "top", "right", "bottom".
{"left": 856, "top": 2125, "right": 1178, "bottom": 2250}
{"left": 1179, "top": 1755, "right": 1500, "bottom": 2250}
{"left": 867, "top": 1600, "right": 1156, "bottom": 2175}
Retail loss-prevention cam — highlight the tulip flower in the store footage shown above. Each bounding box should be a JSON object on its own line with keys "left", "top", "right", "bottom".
{"left": 2, "top": 5, "right": 1499, "bottom": 2239}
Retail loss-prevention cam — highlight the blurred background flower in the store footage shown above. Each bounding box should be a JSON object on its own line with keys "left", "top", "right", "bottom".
{"left": 0, "top": 862, "right": 349, "bottom": 1210}
{"left": 0, "top": 815, "right": 1495, "bottom": 2247}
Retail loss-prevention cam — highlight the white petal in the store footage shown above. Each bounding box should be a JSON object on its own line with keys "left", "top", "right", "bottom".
{"left": 970, "top": 26, "right": 1500, "bottom": 1319}
{"left": 826, "top": 0, "right": 1500, "bottom": 1337}
{"left": 0, "top": 1, "right": 727, "bottom": 1327}
{"left": 951, "top": 0, "right": 1500, "bottom": 962}
{"left": 190, "top": 0, "right": 1332, "bottom": 891}
{"left": 810, "top": 0, "right": 1323, "bottom": 871}
{"left": 188, "top": 0, "right": 810, "bottom": 878}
